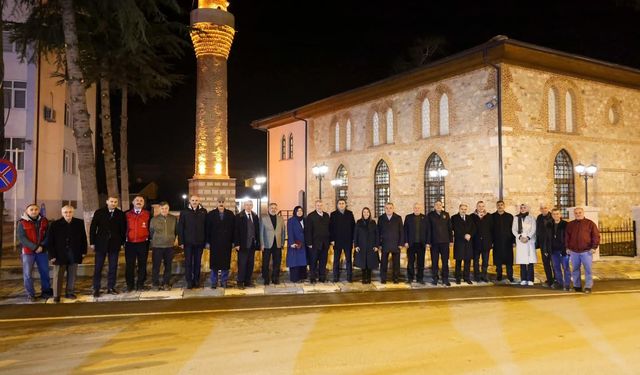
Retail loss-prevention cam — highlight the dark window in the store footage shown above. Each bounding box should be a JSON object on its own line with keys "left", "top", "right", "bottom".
{"left": 374, "top": 160, "right": 390, "bottom": 217}
{"left": 288, "top": 133, "right": 294, "bottom": 159}
{"left": 280, "top": 135, "right": 286, "bottom": 160}
{"left": 554, "top": 149, "right": 575, "bottom": 217}
{"left": 424, "top": 153, "right": 446, "bottom": 212}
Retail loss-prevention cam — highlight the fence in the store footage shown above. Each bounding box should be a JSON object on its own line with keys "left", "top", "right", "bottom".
{"left": 598, "top": 219, "right": 636, "bottom": 257}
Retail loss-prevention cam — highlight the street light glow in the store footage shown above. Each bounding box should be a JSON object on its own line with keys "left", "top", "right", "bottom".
{"left": 256, "top": 176, "right": 267, "bottom": 184}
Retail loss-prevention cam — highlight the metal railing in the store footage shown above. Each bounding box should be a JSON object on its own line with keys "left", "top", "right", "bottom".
{"left": 598, "top": 219, "right": 636, "bottom": 257}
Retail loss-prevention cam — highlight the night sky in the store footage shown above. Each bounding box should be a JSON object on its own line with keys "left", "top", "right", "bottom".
{"left": 113, "top": 0, "right": 640, "bottom": 207}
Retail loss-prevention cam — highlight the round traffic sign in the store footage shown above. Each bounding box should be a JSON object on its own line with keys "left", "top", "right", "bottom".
{"left": 0, "top": 159, "right": 18, "bottom": 192}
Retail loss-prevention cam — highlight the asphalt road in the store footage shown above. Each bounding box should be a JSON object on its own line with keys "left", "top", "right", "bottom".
{"left": 1, "top": 280, "right": 639, "bottom": 374}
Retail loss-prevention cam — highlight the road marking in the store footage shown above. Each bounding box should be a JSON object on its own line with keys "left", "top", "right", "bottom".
{"left": 1, "top": 289, "right": 639, "bottom": 323}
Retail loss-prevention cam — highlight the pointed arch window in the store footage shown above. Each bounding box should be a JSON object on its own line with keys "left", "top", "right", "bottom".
{"left": 565, "top": 91, "right": 574, "bottom": 133}
{"left": 421, "top": 98, "right": 430, "bottom": 138}
{"left": 374, "top": 160, "right": 390, "bottom": 217}
{"left": 439, "top": 94, "right": 449, "bottom": 136}
{"left": 554, "top": 149, "right": 576, "bottom": 217}
{"left": 335, "top": 165, "right": 348, "bottom": 204}
{"left": 386, "top": 108, "right": 394, "bottom": 144}
{"left": 335, "top": 122, "right": 341, "bottom": 152}
{"left": 372, "top": 112, "right": 380, "bottom": 146}
{"left": 280, "top": 135, "right": 286, "bottom": 160}
{"left": 424, "top": 153, "right": 446, "bottom": 212}
{"left": 345, "top": 119, "right": 352, "bottom": 151}
{"left": 288, "top": 133, "right": 294, "bottom": 159}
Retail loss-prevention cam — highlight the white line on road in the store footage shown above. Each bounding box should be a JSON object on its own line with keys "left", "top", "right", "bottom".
{"left": 1, "top": 289, "right": 639, "bottom": 323}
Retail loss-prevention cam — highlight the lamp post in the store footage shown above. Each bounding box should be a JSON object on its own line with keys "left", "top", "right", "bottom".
{"left": 312, "top": 164, "right": 329, "bottom": 199}
{"left": 253, "top": 176, "right": 266, "bottom": 216}
{"left": 428, "top": 168, "right": 449, "bottom": 206}
{"left": 181, "top": 194, "right": 187, "bottom": 208}
{"left": 575, "top": 163, "right": 597, "bottom": 206}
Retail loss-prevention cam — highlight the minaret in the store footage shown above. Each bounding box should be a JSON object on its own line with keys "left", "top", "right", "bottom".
{"left": 189, "top": 0, "right": 236, "bottom": 210}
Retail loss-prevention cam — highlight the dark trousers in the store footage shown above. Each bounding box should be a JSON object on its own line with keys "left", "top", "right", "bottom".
{"left": 309, "top": 241, "right": 329, "bottom": 282}
{"left": 430, "top": 243, "right": 450, "bottom": 282}
{"left": 332, "top": 242, "right": 353, "bottom": 282}
{"left": 53, "top": 264, "right": 78, "bottom": 297}
{"left": 152, "top": 247, "right": 174, "bottom": 287}
{"left": 495, "top": 263, "right": 514, "bottom": 281}
{"left": 407, "top": 243, "right": 426, "bottom": 282}
{"left": 262, "top": 243, "right": 282, "bottom": 284}
{"left": 289, "top": 266, "right": 307, "bottom": 282}
{"left": 237, "top": 247, "right": 256, "bottom": 285}
{"left": 125, "top": 242, "right": 149, "bottom": 289}
{"left": 380, "top": 250, "right": 400, "bottom": 282}
{"left": 520, "top": 263, "right": 535, "bottom": 282}
{"left": 184, "top": 244, "right": 204, "bottom": 287}
{"left": 93, "top": 247, "right": 120, "bottom": 290}
{"left": 455, "top": 259, "right": 471, "bottom": 282}
{"left": 541, "top": 250, "right": 554, "bottom": 285}
{"left": 473, "top": 246, "right": 491, "bottom": 280}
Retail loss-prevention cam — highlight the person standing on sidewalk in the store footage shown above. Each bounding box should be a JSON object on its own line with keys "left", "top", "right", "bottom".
{"left": 124, "top": 195, "right": 151, "bottom": 291}
{"left": 427, "top": 201, "right": 453, "bottom": 286}
{"left": 492, "top": 201, "right": 515, "bottom": 283}
{"left": 512, "top": 203, "right": 537, "bottom": 286}
{"left": 305, "top": 200, "right": 331, "bottom": 283}
{"left": 403, "top": 202, "right": 429, "bottom": 284}
{"left": 377, "top": 202, "right": 404, "bottom": 284}
{"left": 149, "top": 202, "right": 178, "bottom": 290}
{"left": 47, "top": 205, "right": 87, "bottom": 302}
{"left": 471, "top": 201, "right": 493, "bottom": 282}
{"left": 259, "top": 203, "right": 286, "bottom": 285}
{"left": 549, "top": 208, "right": 571, "bottom": 291}
{"left": 452, "top": 203, "right": 476, "bottom": 285}
{"left": 178, "top": 195, "right": 208, "bottom": 289}
{"left": 90, "top": 196, "right": 126, "bottom": 297}
{"left": 205, "top": 197, "right": 236, "bottom": 289}
{"left": 329, "top": 199, "right": 356, "bottom": 283}
{"left": 536, "top": 203, "right": 555, "bottom": 287}
{"left": 234, "top": 200, "right": 260, "bottom": 289}
{"left": 17, "top": 204, "right": 52, "bottom": 302}
{"left": 565, "top": 207, "right": 600, "bottom": 293}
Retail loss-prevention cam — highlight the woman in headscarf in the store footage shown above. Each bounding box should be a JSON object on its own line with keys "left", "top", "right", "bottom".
{"left": 512, "top": 203, "right": 537, "bottom": 286}
{"left": 287, "top": 206, "right": 308, "bottom": 282}
{"left": 353, "top": 207, "right": 379, "bottom": 284}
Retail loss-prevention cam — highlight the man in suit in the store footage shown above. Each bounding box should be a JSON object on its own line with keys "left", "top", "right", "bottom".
{"left": 427, "top": 200, "right": 453, "bottom": 286}
{"left": 305, "top": 200, "right": 331, "bottom": 283}
{"left": 260, "top": 202, "right": 286, "bottom": 285}
{"left": 177, "top": 195, "right": 207, "bottom": 289}
{"left": 536, "top": 203, "right": 555, "bottom": 287}
{"left": 471, "top": 201, "right": 494, "bottom": 282}
{"left": 90, "top": 196, "right": 126, "bottom": 297}
{"left": 378, "top": 202, "right": 404, "bottom": 284}
{"left": 452, "top": 203, "right": 476, "bottom": 284}
{"left": 492, "top": 200, "right": 515, "bottom": 282}
{"left": 234, "top": 200, "right": 260, "bottom": 289}
{"left": 205, "top": 197, "right": 236, "bottom": 289}
{"left": 329, "top": 199, "right": 356, "bottom": 282}
{"left": 404, "top": 202, "right": 430, "bottom": 284}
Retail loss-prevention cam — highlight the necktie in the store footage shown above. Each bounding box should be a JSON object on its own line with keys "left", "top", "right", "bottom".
{"left": 248, "top": 213, "right": 252, "bottom": 223}
{"left": 462, "top": 215, "right": 465, "bottom": 221}
{"left": 109, "top": 210, "right": 114, "bottom": 218}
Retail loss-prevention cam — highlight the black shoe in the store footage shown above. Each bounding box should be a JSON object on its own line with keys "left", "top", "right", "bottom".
{"left": 346, "top": 278, "right": 353, "bottom": 283}
{"left": 53, "top": 297, "right": 61, "bottom": 303}
{"left": 496, "top": 276, "right": 503, "bottom": 282}
{"left": 247, "top": 282, "right": 256, "bottom": 288}
{"left": 107, "top": 288, "right": 119, "bottom": 295}
{"left": 263, "top": 281, "right": 270, "bottom": 286}
{"left": 508, "top": 277, "right": 515, "bottom": 283}
{"left": 273, "top": 280, "right": 280, "bottom": 285}
{"left": 431, "top": 280, "right": 438, "bottom": 286}
{"left": 444, "top": 281, "right": 451, "bottom": 287}
{"left": 381, "top": 280, "right": 387, "bottom": 284}
{"left": 574, "top": 287, "right": 582, "bottom": 292}
{"left": 65, "top": 293, "right": 77, "bottom": 300}
{"left": 392, "top": 279, "right": 399, "bottom": 284}
{"left": 165, "top": 285, "right": 173, "bottom": 291}
{"left": 237, "top": 282, "right": 245, "bottom": 290}
{"left": 455, "top": 279, "right": 461, "bottom": 285}
{"left": 466, "top": 280, "right": 473, "bottom": 285}
{"left": 310, "top": 279, "right": 316, "bottom": 284}
{"left": 93, "top": 291, "right": 100, "bottom": 298}
{"left": 211, "top": 285, "right": 217, "bottom": 289}
{"left": 333, "top": 278, "right": 339, "bottom": 283}
{"left": 584, "top": 288, "right": 592, "bottom": 294}
{"left": 418, "top": 280, "right": 425, "bottom": 285}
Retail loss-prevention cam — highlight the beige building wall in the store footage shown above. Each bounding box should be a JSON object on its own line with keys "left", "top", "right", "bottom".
{"left": 267, "top": 120, "right": 306, "bottom": 214}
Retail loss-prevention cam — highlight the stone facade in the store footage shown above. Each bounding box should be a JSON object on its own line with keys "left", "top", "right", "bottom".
{"left": 188, "top": 178, "right": 237, "bottom": 211}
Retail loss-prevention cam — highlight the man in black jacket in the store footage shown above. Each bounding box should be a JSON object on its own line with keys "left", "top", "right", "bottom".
{"left": 234, "top": 200, "right": 260, "bottom": 289}
{"left": 329, "top": 199, "right": 356, "bottom": 282}
{"left": 178, "top": 195, "right": 208, "bottom": 289}
{"left": 427, "top": 201, "right": 453, "bottom": 286}
{"left": 492, "top": 200, "right": 515, "bottom": 282}
{"left": 90, "top": 196, "right": 126, "bottom": 297}
{"left": 536, "top": 203, "right": 554, "bottom": 287}
{"left": 205, "top": 197, "right": 236, "bottom": 289}
{"left": 378, "top": 202, "right": 404, "bottom": 284}
{"left": 471, "top": 201, "right": 494, "bottom": 282}
{"left": 404, "top": 203, "right": 429, "bottom": 284}
{"left": 48, "top": 205, "right": 87, "bottom": 302}
{"left": 452, "top": 203, "right": 476, "bottom": 284}
{"left": 306, "top": 200, "right": 331, "bottom": 283}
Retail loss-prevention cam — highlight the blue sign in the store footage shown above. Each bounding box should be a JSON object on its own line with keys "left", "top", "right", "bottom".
{"left": 0, "top": 159, "right": 18, "bottom": 192}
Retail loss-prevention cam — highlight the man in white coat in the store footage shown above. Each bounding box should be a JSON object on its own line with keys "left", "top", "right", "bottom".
{"left": 512, "top": 203, "right": 537, "bottom": 286}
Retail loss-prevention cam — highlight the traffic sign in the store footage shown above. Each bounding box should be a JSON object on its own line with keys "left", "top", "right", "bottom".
{"left": 0, "top": 159, "right": 18, "bottom": 192}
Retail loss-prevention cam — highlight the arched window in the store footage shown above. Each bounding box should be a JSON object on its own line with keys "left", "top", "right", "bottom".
{"left": 424, "top": 153, "right": 446, "bottom": 212}
{"left": 565, "top": 91, "right": 574, "bottom": 133}
{"left": 374, "top": 160, "right": 390, "bottom": 217}
{"left": 386, "top": 108, "right": 394, "bottom": 144}
{"left": 372, "top": 112, "right": 380, "bottom": 146}
{"left": 288, "top": 133, "right": 294, "bottom": 159}
{"left": 439, "top": 93, "right": 449, "bottom": 136}
{"left": 554, "top": 149, "right": 575, "bottom": 217}
{"left": 335, "top": 164, "right": 348, "bottom": 204}
{"left": 280, "top": 135, "right": 286, "bottom": 160}
{"left": 421, "top": 98, "right": 430, "bottom": 138}
{"left": 335, "top": 122, "right": 340, "bottom": 152}
{"left": 345, "top": 119, "right": 352, "bottom": 151}
{"left": 548, "top": 88, "right": 557, "bottom": 131}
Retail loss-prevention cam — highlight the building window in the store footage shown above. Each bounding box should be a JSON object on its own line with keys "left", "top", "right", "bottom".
{"left": 335, "top": 164, "right": 348, "bottom": 204}
{"left": 372, "top": 112, "right": 380, "bottom": 146}
{"left": 2, "top": 31, "right": 16, "bottom": 53}
{"left": 335, "top": 122, "right": 340, "bottom": 152}
{"left": 386, "top": 108, "right": 394, "bottom": 144}
{"left": 565, "top": 91, "right": 574, "bottom": 133}
{"left": 424, "top": 153, "right": 446, "bottom": 212}
{"left": 4, "top": 138, "right": 25, "bottom": 170}
{"left": 421, "top": 98, "right": 430, "bottom": 138}
{"left": 439, "top": 93, "right": 449, "bottom": 136}
{"left": 3, "top": 81, "right": 27, "bottom": 109}
{"left": 280, "top": 135, "right": 286, "bottom": 160}
{"left": 345, "top": 119, "right": 352, "bottom": 151}
{"left": 548, "top": 88, "right": 557, "bottom": 131}
{"left": 554, "top": 149, "right": 575, "bottom": 217}
{"left": 64, "top": 103, "right": 74, "bottom": 128}
{"left": 288, "top": 133, "right": 294, "bottom": 159}
{"left": 63, "top": 149, "right": 77, "bottom": 175}
{"left": 374, "top": 159, "right": 390, "bottom": 217}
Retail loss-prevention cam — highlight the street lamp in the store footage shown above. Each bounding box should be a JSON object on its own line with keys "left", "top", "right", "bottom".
{"left": 312, "top": 164, "right": 329, "bottom": 199}
{"left": 181, "top": 194, "right": 187, "bottom": 208}
{"left": 252, "top": 176, "right": 266, "bottom": 216}
{"left": 575, "top": 163, "right": 597, "bottom": 206}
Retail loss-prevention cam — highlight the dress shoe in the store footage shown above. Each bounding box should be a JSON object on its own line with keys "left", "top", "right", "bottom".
{"left": 574, "top": 287, "right": 582, "bottom": 292}
{"left": 381, "top": 280, "right": 387, "bottom": 284}
{"left": 273, "top": 280, "right": 280, "bottom": 285}
{"left": 165, "top": 285, "right": 173, "bottom": 291}
{"left": 53, "top": 297, "right": 61, "bottom": 303}
{"left": 392, "top": 280, "right": 399, "bottom": 284}
{"left": 508, "top": 277, "right": 515, "bottom": 283}
{"left": 93, "top": 290, "right": 101, "bottom": 298}
{"left": 455, "top": 279, "right": 461, "bottom": 285}
{"left": 211, "top": 285, "right": 217, "bottom": 289}
{"left": 431, "top": 280, "right": 438, "bottom": 286}
{"left": 584, "top": 288, "right": 592, "bottom": 294}
{"left": 107, "top": 288, "right": 119, "bottom": 295}
{"left": 444, "top": 281, "right": 451, "bottom": 287}
{"left": 466, "top": 280, "right": 473, "bottom": 285}
{"left": 65, "top": 293, "right": 77, "bottom": 300}
{"left": 237, "top": 282, "right": 245, "bottom": 290}
{"left": 310, "top": 279, "right": 316, "bottom": 284}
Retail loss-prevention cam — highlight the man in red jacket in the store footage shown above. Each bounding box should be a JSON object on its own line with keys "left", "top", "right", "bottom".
{"left": 565, "top": 207, "right": 600, "bottom": 294}
{"left": 125, "top": 195, "right": 151, "bottom": 291}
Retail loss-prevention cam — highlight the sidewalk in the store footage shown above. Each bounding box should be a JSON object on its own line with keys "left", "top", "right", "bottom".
{"left": 1, "top": 253, "right": 639, "bottom": 306}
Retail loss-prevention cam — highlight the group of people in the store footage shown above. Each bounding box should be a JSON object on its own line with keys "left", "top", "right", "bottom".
{"left": 16, "top": 194, "right": 601, "bottom": 302}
